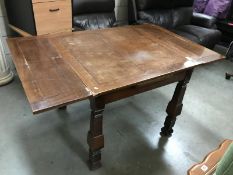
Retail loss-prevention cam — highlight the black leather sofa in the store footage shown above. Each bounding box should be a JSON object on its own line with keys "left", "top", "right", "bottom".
{"left": 129, "top": 0, "right": 221, "bottom": 49}
{"left": 73, "top": 0, "right": 116, "bottom": 30}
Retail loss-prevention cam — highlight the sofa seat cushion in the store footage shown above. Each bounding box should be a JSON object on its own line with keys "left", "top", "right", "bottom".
{"left": 173, "top": 25, "right": 221, "bottom": 48}
{"left": 73, "top": 13, "right": 116, "bottom": 30}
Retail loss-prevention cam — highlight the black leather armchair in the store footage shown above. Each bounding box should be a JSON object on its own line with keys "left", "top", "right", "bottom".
{"left": 72, "top": 0, "right": 116, "bottom": 30}
{"left": 129, "top": 0, "right": 221, "bottom": 49}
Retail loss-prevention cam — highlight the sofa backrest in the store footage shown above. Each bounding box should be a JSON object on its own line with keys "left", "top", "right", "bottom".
{"left": 135, "top": 0, "right": 194, "bottom": 11}
{"left": 130, "top": 0, "right": 194, "bottom": 29}
{"left": 72, "top": 0, "right": 116, "bottom": 30}
{"left": 73, "top": 0, "right": 115, "bottom": 15}
{"left": 135, "top": 0, "right": 174, "bottom": 11}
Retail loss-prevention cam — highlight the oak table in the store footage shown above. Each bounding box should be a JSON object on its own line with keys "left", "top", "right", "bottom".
{"left": 7, "top": 24, "right": 224, "bottom": 170}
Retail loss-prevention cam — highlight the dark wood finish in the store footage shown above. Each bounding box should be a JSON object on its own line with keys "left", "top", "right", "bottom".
{"left": 188, "top": 140, "right": 233, "bottom": 175}
{"left": 7, "top": 38, "right": 91, "bottom": 114}
{"left": 87, "top": 97, "right": 105, "bottom": 170}
{"left": 7, "top": 24, "right": 224, "bottom": 113}
{"left": 7, "top": 24, "right": 224, "bottom": 169}
{"left": 52, "top": 24, "right": 223, "bottom": 95}
{"left": 96, "top": 71, "right": 186, "bottom": 104}
{"left": 161, "top": 69, "right": 193, "bottom": 136}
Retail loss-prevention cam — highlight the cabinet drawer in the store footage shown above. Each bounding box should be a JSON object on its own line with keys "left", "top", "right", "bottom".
{"left": 32, "top": 0, "right": 72, "bottom": 35}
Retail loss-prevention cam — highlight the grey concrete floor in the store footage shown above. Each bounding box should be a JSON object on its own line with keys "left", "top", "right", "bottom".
{"left": 0, "top": 59, "right": 233, "bottom": 175}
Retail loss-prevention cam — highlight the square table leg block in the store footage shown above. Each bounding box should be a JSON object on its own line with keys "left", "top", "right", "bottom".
{"left": 87, "top": 133, "right": 104, "bottom": 151}
{"left": 166, "top": 102, "right": 183, "bottom": 116}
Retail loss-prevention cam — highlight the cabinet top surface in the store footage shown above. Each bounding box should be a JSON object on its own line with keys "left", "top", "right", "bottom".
{"left": 7, "top": 24, "right": 224, "bottom": 113}
{"left": 32, "top": 0, "right": 65, "bottom": 4}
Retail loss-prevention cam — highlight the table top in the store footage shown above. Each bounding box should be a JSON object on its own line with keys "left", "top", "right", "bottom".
{"left": 7, "top": 24, "right": 224, "bottom": 114}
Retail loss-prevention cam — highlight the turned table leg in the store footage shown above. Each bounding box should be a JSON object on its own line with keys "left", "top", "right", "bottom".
{"left": 161, "top": 69, "right": 193, "bottom": 137}
{"left": 87, "top": 98, "right": 105, "bottom": 170}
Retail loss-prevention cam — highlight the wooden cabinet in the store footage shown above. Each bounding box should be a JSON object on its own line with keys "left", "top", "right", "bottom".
{"left": 32, "top": 0, "right": 72, "bottom": 35}
{"left": 5, "top": 0, "right": 72, "bottom": 36}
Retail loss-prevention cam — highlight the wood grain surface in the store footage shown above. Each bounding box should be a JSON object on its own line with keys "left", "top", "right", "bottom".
{"left": 7, "top": 24, "right": 224, "bottom": 114}
{"left": 7, "top": 37, "right": 91, "bottom": 114}
{"left": 32, "top": 0, "right": 72, "bottom": 35}
{"left": 52, "top": 24, "right": 223, "bottom": 95}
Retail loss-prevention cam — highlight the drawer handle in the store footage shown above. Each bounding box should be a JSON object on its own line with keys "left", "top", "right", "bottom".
{"left": 49, "top": 8, "right": 60, "bottom": 12}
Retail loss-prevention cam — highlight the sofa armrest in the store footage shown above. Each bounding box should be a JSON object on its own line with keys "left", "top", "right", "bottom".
{"left": 191, "top": 12, "right": 217, "bottom": 29}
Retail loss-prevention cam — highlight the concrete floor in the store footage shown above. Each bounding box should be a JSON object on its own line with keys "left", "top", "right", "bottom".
{"left": 0, "top": 59, "right": 233, "bottom": 175}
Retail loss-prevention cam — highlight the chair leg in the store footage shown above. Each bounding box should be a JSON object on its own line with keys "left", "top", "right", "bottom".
{"left": 225, "top": 73, "right": 233, "bottom": 80}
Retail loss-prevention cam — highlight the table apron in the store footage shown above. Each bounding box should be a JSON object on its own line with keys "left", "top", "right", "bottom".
{"left": 96, "top": 69, "right": 190, "bottom": 104}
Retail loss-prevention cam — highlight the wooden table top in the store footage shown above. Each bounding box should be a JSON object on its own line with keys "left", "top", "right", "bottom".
{"left": 7, "top": 24, "right": 224, "bottom": 114}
